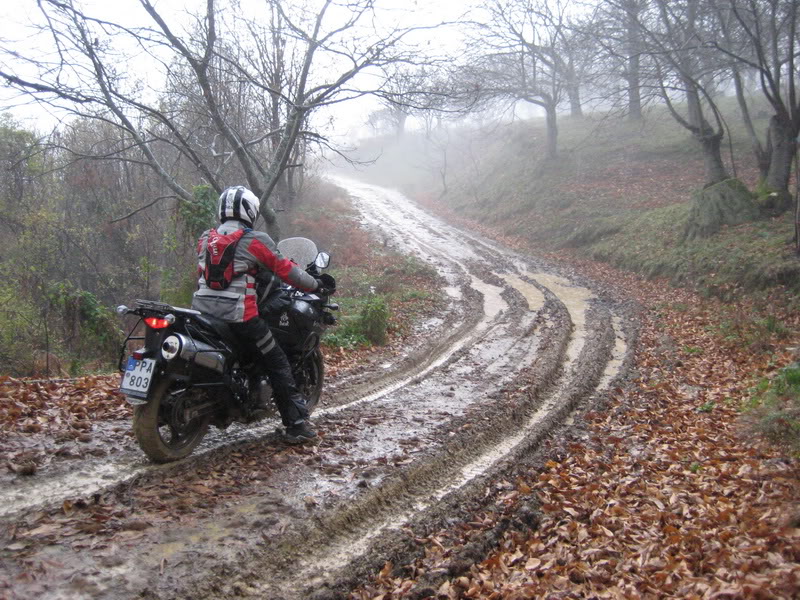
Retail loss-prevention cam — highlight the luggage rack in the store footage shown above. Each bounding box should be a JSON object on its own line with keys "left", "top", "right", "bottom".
{"left": 134, "top": 299, "right": 201, "bottom": 315}
{"left": 117, "top": 301, "right": 215, "bottom": 373}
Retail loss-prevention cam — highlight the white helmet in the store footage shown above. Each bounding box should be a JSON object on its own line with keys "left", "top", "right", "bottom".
{"left": 218, "top": 186, "right": 260, "bottom": 227}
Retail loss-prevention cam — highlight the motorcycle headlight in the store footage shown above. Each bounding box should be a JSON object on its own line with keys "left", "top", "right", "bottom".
{"left": 162, "top": 335, "right": 182, "bottom": 360}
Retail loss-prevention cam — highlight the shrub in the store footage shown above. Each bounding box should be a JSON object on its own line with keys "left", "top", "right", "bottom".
{"left": 322, "top": 295, "right": 391, "bottom": 349}
{"left": 179, "top": 185, "right": 217, "bottom": 239}
{"left": 389, "top": 255, "right": 437, "bottom": 279}
{"left": 360, "top": 295, "right": 390, "bottom": 346}
{"left": 324, "top": 324, "right": 369, "bottom": 349}
{"left": 747, "top": 363, "right": 800, "bottom": 452}
{"left": 0, "top": 284, "right": 41, "bottom": 375}
{"left": 0, "top": 278, "right": 123, "bottom": 376}
{"left": 160, "top": 269, "right": 197, "bottom": 308}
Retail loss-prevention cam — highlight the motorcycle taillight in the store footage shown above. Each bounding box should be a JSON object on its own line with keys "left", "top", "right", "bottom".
{"left": 144, "top": 316, "right": 173, "bottom": 329}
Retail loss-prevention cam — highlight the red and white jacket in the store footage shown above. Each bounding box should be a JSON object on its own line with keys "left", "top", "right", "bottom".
{"left": 192, "top": 221, "right": 318, "bottom": 323}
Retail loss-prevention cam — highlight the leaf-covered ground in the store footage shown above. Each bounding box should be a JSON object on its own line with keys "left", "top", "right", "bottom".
{"left": 2, "top": 173, "right": 799, "bottom": 597}
{"left": 0, "top": 376, "right": 131, "bottom": 475}
{"left": 0, "top": 376, "right": 127, "bottom": 435}
{"left": 350, "top": 260, "right": 800, "bottom": 599}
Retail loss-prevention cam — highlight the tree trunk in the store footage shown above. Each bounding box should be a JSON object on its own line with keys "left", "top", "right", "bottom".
{"left": 763, "top": 115, "right": 796, "bottom": 214}
{"left": 567, "top": 82, "right": 583, "bottom": 118}
{"left": 258, "top": 106, "right": 308, "bottom": 240}
{"left": 795, "top": 151, "right": 800, "bottom": 254}
{"left": 684, "top": 178, "right": 759, "bottom": 240}
{"left": 396, "top": 111, "right": 408, "bottom": 138}
{"left": 545, "top": 104, "right": 558, "bottom": 159}
{"left": 732, "top": 68, "right": 769, "bottom": 178}
{"left": 697, "top": 131, "right": 728, "bottom": 186}
{"left": 682, "top": 79, "right": 728, "bottom": 186}
{"left": 672, "top": 58, "right": 728, "bottom": 186}
{"left": 286, "top": 167, "right": 298, "bottom": 207}
{"left": 274, "top": 171, "right": 290, "bottom": 210}
{"left": 625, "top": 1, "right": 642, "bottom": 121}
{"left": 626, "top": 57, "right": 642, "bottom": 121}
{"left": 438, "top": 145, "right": 448, "bottom": 199}
{"left": 256, "top": 200, "right": 281, "bottom": 239}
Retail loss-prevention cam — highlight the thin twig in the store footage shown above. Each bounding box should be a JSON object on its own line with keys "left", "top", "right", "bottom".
{"left": 109, "top": 195, "right": 179, "bottom": 224}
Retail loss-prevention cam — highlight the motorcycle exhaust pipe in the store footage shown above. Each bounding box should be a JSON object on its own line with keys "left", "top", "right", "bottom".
{"left": 161, "top": 333, "right": 226, "bottom": 373}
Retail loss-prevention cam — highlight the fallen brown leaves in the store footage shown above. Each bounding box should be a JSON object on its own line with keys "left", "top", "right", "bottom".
{"left": 0, "top": 375, "right": 130, "bottom": 473}
{"left": 556, "top": 157, "right": 707, "bottom": 211}
{"left": 472, "top": 399, "right": 800, "bottom": 598}
{"left": 0, "top": 375, "right": 131, "bottom": 434}
{"left": 351, "top": 260, "right": 800, "bottom": 599}
{"left": 0, "top": 375, "right": 128, "bottom": 435}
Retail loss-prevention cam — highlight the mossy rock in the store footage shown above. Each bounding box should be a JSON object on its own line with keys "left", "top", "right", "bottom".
{"left": 754, "top": 187, "right": 792, "bottom": 215}
{"left": 684, "top": 178, "right": 759, "bottom": 241}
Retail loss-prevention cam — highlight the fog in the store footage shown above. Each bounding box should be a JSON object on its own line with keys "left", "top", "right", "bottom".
{"left": 0, "top": 0, "right": 476, "bottom": 131}
{"left": 0, "top": 0, "right": 793, "bottom": 215}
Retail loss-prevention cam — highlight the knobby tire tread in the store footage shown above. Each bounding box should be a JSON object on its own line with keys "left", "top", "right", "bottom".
{"left": 305, "top": 348, "right": 324, "bottom": 413}
{"left": 132, "top": 379, "right": 210, "bottom": 463}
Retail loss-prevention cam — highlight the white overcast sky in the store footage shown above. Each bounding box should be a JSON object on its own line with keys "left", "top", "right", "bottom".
{"left": 0, "top": 0, "right": 481, "bottom": 133}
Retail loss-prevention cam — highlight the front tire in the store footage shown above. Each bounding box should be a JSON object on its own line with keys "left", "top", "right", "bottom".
{"left": 297, "top": 348, "right": 324, "bottom": 413}
{"left": 133, "top": 379, "right": 211, "bottom": 463}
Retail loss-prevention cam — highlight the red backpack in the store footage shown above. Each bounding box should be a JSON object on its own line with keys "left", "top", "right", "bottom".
{"left": 203, "top": 228, "right": 249, "bottom": 290}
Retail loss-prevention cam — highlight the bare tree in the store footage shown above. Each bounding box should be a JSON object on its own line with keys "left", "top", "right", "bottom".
{"left": 372, "top": 66, "right": 423, "bottom": 138}
{"left": 710, "top": 2, "right": 771, "bottom": 180}
{"left": 589, "top": 0, "right": 650, "bottom": 120}
{"left": 621, "top": 0, "right": 646, "bottom": 120}
{"left": 600, "top": 0, "right": 759, "bottom": 238}
{"left": 369, "top": 64, "right": 469, "bottom": 139}
{"left": 708, "top": 0, "right": 800, "bottom": 213}
{"left": 466, "top": 0, "right": 594, "bottom": 159}
{"left": 366, "top": 107, "right": 402, "bottom": 136}
{"left": 636, "top": 0, "right": 732, "bottom": 184}
{"left": 0, "top": 0, "right": 426, "bottom": 237}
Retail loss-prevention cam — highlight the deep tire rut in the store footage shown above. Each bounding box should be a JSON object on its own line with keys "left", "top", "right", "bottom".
{"left": 258, "top": 293, "right": 621, "bottom": 600}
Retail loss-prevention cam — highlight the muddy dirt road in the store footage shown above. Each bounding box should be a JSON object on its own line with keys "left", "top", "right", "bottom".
{"left": 0, "top": 178, "right": 635, "bottom": 599}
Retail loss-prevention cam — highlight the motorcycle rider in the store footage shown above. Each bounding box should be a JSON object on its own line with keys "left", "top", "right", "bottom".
{"left": 192, "top": 185, "right": 323, "bottom": 444}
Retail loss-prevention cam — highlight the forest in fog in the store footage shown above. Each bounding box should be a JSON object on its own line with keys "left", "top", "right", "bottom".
{"left": 0, "top": 0, "right": 798, "bottom": 374}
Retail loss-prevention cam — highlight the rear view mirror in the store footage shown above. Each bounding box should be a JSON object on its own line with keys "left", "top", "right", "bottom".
{"left": 315, "top": 252, "right": 331, "bottom": 269}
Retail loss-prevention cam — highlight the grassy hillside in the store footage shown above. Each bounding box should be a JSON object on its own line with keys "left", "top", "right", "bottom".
{"left": 345, "top": 105, "right": 799, "bottom": 300}
{"left": 343, "top": 105, "right": 800, "bottom": 452}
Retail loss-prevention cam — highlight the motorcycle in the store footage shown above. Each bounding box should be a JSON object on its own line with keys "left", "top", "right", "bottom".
{"left": 116, "top": 237, "right": 338, "bottom": 462}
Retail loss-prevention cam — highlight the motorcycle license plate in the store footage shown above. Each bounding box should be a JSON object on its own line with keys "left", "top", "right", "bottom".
{"left": 120, "top": 357, "right": 155, "bottom": 399}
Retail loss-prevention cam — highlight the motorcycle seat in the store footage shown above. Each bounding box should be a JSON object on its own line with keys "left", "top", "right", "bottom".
{"left": 193, "top": 313, "right": 245, "bottom": 353}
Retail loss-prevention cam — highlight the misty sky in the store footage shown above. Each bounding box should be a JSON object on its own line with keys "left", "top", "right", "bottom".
{"left": 0, "top": 0, "right": 479, "bottom": 133}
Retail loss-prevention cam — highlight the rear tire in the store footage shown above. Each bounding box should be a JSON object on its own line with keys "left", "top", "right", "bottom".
{"left": 133, "top": 379, "right": 211, "bottom": 463}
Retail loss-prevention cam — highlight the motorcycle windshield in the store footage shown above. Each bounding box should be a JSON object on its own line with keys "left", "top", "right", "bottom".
{"left": 277, "top": 237, "right": 319, "bottom": 269}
